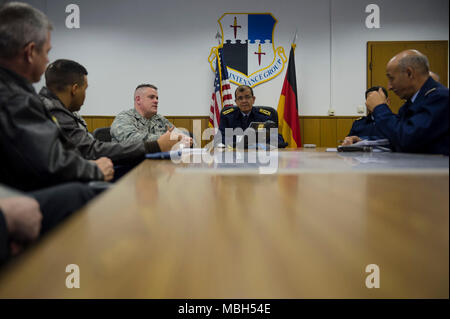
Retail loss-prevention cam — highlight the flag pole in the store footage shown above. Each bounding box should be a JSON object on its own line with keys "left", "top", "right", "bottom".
{"left": 214, "top": 29, "right": 225, "bottom": 107}
{"left": 292, "top": 28, "right": 298, "bottom": 50}
{"left": 215, "top": 29, "right": 221, "bottom": 45}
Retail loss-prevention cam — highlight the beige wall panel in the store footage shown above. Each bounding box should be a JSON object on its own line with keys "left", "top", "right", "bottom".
{"left": 320, "top": 118, "right": 337, "bottom": 147}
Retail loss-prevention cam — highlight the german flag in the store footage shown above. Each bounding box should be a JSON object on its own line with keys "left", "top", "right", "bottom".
{"left": 277, "top": 44, "right": 301, "bottom": 148}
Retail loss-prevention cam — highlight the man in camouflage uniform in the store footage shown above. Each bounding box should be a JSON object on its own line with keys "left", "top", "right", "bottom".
{"left": 111, "top": 84, "right": 174, "bottom": 144}
{"left": 39, "top": 60, "right": 180, "bottom": 165}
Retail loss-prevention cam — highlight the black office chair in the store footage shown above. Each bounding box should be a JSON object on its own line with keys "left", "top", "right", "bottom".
{"left": 254, "top": 106, "right": 288, "bottom": 148}
{"left": 254, "top": 106, "right": 279, "bottom": 124}
{"left": 93, "top": 127, "right": 112, "bottom": 142}
{"left": 221, "top": 106, "right": 279, "bottom": 122}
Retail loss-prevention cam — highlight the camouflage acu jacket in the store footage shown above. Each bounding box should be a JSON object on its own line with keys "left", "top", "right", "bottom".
{"left": 110, "top": 108, "right": 172, "bottom": 143}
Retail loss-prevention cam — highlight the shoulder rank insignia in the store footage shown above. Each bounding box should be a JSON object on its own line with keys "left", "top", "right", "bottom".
{"left": 259, "top": 108, "right": 271, "bottom": 116}
{"left": 51, "top": 115, "right": 59, "bottom": 125}
{"left": 222, "top": 108, "right": 235, "bottom": 115}
{"left": 425, "top": 88, "right": 437, "bottom": 96}
{"left": 356, "top": 116, "right": 364, "bottom": 121}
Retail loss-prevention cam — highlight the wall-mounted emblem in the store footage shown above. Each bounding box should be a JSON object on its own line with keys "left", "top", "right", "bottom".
{"left": 209, "top": 13, "right": 287, "bottom": 88}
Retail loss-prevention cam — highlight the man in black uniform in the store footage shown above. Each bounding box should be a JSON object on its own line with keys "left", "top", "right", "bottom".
{"left": 0, "top": 3, "right": 110, "bottom": 261}
{"left": 215, "top": 85, "right": 286, "bottom": 148}
{"left": 1, "top": 182, "right": 96, "bottom": 265}
{"left": 342, "top": 86, "right": 389, "bottom": 146}
{"left": 0, "top": 185, "right": 41, "bottom": 264}
{"left": 0, "top": 2, "right": 115, "bottom": 191}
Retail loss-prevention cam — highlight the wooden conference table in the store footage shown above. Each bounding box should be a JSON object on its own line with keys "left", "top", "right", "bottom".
{"left": 0, "top": 148, "right": 448, "bottom": 298}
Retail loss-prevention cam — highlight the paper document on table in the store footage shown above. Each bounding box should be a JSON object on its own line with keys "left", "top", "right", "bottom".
{"left": 337, "top": 139, "right": 392, "bottom": 152}
{"left": 0, "top": 185, "right": 23, "bottom": 198}
{"left": 181, "top": 148, "right": 209, "bottom": 155}
{"left": 352, "top": 139, "right": 390, "bottom": 146}
{"left": 145, "top": 150, "right": 181, "bottom": 159}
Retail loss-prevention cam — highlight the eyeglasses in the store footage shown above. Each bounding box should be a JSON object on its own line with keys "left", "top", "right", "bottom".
{"left": 236, "top": 95, "right": 253, "bottom": 101}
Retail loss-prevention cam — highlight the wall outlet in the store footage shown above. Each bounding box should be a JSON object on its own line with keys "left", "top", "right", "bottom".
{"left": 357, "top": 105, "right": 365, "bottom": 114}
{"left": 328, "top": 109, "right": 335, "bottom": 116}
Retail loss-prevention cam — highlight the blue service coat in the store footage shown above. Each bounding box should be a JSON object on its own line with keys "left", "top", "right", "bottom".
{"left": 215, "top": 106, "right": 286, "bottom": 147}
{"left": 348, "top": 114, "right": 387, "bottom": 140}
{"left": 372, "top": 77, "right": 449, "bottom": 155}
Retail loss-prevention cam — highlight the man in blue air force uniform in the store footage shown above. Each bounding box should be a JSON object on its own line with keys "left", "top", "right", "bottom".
{"left": 366, "top": 50, "right": 449, "bottom": 155}
{"left": 342, "top": 86, "right": 390, "bottom": 146}
{"left": 215, "top": 85, "right": 287, "bottom": 148}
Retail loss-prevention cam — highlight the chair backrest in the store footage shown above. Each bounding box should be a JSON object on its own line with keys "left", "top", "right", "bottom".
{"left": 93, "top": 127, "right": 111, "bottom": 142}
{"left": 255, "top": 106, "right": 279, "bottom": 123}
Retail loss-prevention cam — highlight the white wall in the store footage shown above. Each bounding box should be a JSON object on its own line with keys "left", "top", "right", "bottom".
{"left": 331, "top": 0, "right": 449, "bottom": 115}
{"left": 20, "top": 0, "right": 448, "bottom": 116}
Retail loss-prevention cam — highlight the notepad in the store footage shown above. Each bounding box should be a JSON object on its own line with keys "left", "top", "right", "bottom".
{"left": 337, "top": 139, "right": 391, "bottom": 152}
{"left": 145, "top": 150, "right": 181, "bottom": 159}
{"left": 352, "top": 139, "right": 390, "bottom": 146}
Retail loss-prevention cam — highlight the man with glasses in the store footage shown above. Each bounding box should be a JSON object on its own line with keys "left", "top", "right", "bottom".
{"left": 215, "top": 85, "right": 286, "bottom": 147}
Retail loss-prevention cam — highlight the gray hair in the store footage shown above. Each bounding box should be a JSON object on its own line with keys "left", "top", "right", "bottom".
{"left": 398, "top": 50, "right": 430, "bottom": 75}
{"left": 135, "top": 84, "right": 158, "bottom": 92}
{"left": 0, "top": 2, "right": 53, "bottom": 59}
{"left": 134, "top": 83, "right": 158, "bottom": 98}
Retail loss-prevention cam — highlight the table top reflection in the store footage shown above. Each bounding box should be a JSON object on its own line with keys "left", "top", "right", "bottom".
{"left": 0, "top": 149, "right": 448, "bottom": 298}
{"left": 175, "top": 148, "right": 449, "bottom": 174}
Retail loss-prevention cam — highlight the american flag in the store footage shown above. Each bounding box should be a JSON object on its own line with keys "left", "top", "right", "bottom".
{"left": 209, "top": 48, "right": 233, "bottom": 130}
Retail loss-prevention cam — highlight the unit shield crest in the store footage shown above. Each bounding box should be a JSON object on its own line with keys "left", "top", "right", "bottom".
{"left": 209, "top": 13, "right": 287, "bottom": 88}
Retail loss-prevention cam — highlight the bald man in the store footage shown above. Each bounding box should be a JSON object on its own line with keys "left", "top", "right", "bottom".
{"left": 366, "top": 50, "right": 449, "bottom": 155}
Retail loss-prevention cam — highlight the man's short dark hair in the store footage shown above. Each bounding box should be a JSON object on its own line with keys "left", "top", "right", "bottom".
{"left": 235, "top": 85, "right": 254, "bottom": 99}
{"left": 0, "top": 2, "right": 53, "bottom": 59}
{"left": 45, "top": 59, "right": 87, "bottom": 92}
{"left": 135, "top": 84, "right": 158, "bottom": 92}
{"left": 365, "top": 86, "right": 388, "bottom": 99}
